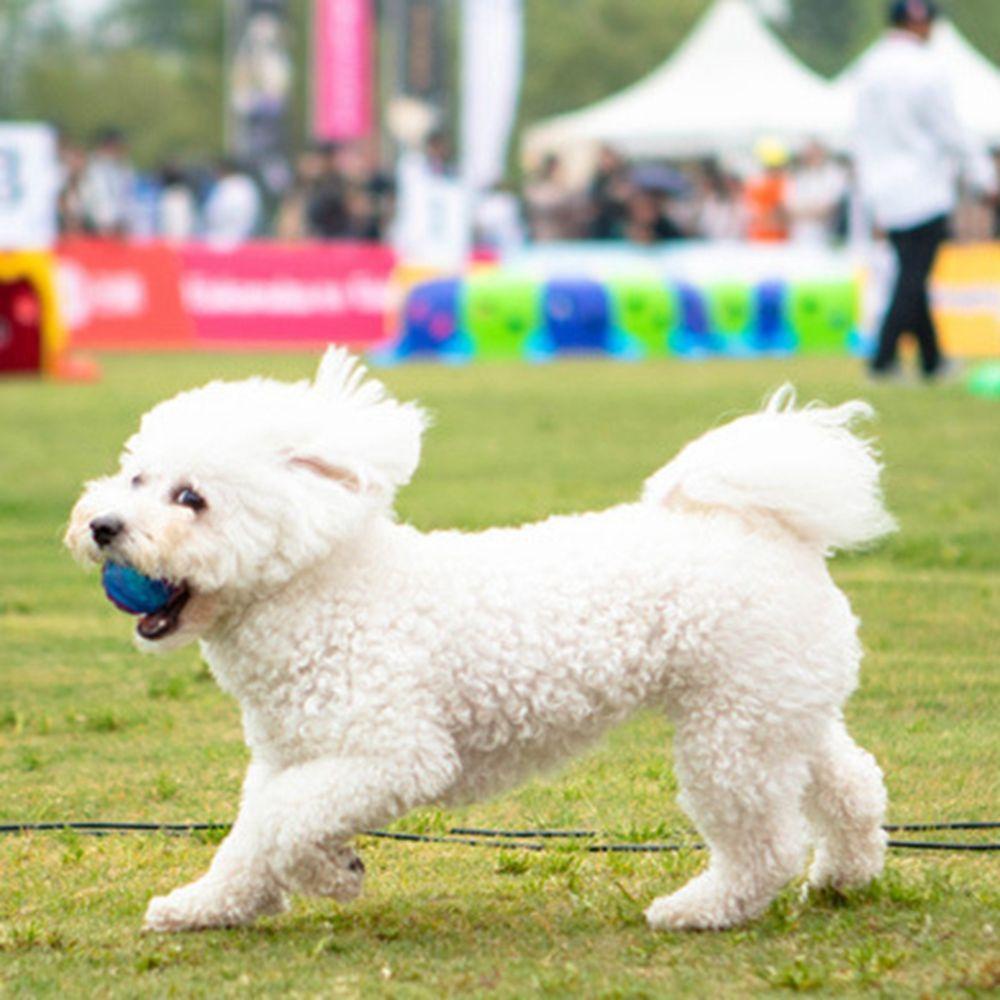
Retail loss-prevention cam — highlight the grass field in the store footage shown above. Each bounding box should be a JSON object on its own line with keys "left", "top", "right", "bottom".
{"left": 1, "top": 353, "right": 998, "bottom": 998}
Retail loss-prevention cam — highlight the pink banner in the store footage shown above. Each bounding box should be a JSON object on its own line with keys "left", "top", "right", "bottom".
{"left": 179, "top": 242, "right": 395, "bottom": 348}
{"left": 313, "top": 0, "right": 373, "bottom": 141}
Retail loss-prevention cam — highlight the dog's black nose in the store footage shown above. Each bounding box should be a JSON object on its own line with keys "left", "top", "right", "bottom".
{"left": 348, "top": 856, "right": 365, "bottom": 874}
{"left": 90, "top": 515, "right": 124, "bottom": 547}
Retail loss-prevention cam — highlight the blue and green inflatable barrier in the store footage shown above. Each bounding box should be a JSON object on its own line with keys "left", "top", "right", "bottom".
{"left": 390, "top": 273, "right": 861, "bottom": 362}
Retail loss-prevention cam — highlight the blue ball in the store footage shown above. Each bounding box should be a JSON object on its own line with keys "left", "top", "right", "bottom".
{"left": 101, "top": 562, "right": 173, "bottom": 615}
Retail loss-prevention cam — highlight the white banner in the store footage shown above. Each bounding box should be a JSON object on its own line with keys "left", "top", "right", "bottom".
{"left": 459, "top": 0, "right": 523, "bottom": 192}
{"left": 0, "top": 122, "right": 59, "bottom": 249}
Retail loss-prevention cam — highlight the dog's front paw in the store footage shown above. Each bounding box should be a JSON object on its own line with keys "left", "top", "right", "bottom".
{"left": 143, "top": 891, "right": 205, "bottom": 934}
{"left": 143, "top": 878, "right": 286, "bottom": 933}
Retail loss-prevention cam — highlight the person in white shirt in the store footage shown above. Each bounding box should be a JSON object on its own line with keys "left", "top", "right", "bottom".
{"left": 854, "top": 0, "right": 998, "bottom": 379}
{"left": 201, "top": 159, "right": 262, "bottom": 245}
{"left": 474, "top": 183, "right": 526, "bottom": 255}
{"left": 157, "top": 165, "right": 197, "bottom": 243}
{"left": 787, "top": 141, "right": 848, "bottom": 245}
{"left": 80, "top": 127, "right": 135, "bottom": 237}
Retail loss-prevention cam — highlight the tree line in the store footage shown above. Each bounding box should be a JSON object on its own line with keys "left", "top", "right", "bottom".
{"left": 2, "top": 0, "right": 999, "bottom": 168}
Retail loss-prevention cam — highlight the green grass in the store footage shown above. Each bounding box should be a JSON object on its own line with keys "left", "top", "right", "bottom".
{"left": 1, "top": 353, "right": 998, "bottom": 998}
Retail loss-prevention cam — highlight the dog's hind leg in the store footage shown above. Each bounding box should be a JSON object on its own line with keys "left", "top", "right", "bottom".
{"left": 802, "top": 716, "right": 887, "bottom": 891}
{"left": 645, "top": 708, "right": 812, "bottom": 931}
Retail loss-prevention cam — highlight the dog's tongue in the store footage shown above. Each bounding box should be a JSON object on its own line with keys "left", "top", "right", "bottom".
{"left": 138, "top": 608, "right": 176, "bottom": 640}
{"left": 137, "top": 583, "right": 191, "bottom": 640}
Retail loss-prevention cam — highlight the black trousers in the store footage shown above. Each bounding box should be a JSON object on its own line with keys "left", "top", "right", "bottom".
{"left": 871, "top": 214, "right": 948, "bottom": 375}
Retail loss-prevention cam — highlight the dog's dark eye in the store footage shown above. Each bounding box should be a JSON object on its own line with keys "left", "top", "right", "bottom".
{"left": 173, "top": 486, "right": 207, "bottom": 512}
{"left": 131, "top": 474, "right": 144, "bottom": 488}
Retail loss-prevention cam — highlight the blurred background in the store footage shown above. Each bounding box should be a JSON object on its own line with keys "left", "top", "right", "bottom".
{"left": 1, "top": 0, "right": 999, "bottom": 370}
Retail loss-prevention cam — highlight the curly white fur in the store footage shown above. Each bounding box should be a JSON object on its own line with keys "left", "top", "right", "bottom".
{"left": 66, "top": 349, "right": 892, "bottom": 933}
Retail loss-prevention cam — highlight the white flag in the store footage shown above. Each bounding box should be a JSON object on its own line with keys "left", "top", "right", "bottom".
{"left": 460, "top": 0, "right": 524, "bottom": 192}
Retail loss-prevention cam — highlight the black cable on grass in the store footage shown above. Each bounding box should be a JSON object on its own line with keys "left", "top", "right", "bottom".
{"left": 885, "top": 821, "right": 1000, "bottom": 831}
{"left": 0, "top": 821, "right": 227, "bottom": 833}
{"left": 0, "top": 820, "right": 997, "bottom": 851}
{"left": 454, "top": 822, "right": 1000, "bottom": 835}
{"left": 883, "top": 841, "right": 998, "bottom": 852}
{"left": 365, "top": 831, "right": 698, "bottom": 853}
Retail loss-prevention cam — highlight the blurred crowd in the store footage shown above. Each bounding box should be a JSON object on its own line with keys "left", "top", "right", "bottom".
{"left": 59, "top": 128, "right": 264, "bottom": 244}
{"left": 519, "top": 141, "right": 1000, "bottom": 247}
{"left": 56, "top": 127, "right": 395, "bottom": 246}
{"left": 55, "top": 127, "right": 1000, "bottom": 249}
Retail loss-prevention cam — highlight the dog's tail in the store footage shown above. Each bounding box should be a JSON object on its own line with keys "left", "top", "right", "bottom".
{"left": 642, "top": 385, "right": 896, "bottom": 555}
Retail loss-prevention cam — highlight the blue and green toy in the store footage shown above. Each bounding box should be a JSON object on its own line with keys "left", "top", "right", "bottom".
{"left": 101, "top": 562, "right": 175, "bottom": 615}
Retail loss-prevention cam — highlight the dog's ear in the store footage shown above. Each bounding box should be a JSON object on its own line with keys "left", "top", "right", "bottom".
{"left": 288, "top": 455, "right": 366, "bottom": 494}
{"left": 292, "top": 347, "right": 429, "bottom": 503}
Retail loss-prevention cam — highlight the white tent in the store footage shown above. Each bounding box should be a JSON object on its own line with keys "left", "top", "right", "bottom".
{"left": 522, "top": 0, "right": 851, "bottom": 164}
{"left": 834, "top": 21, "right": 1000, "bottom": 146}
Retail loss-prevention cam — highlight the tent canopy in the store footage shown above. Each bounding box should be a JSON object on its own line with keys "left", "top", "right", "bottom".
{"left": 834, "top": 21, "right": 1000, "bottom": 146}
{"left": 522, "top": 0, "right": 852, "bottom": 163}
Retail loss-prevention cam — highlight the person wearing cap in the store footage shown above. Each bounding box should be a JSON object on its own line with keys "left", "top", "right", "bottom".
{"left": 744, "top": 138, "right": 790, "bottom": 242}
{"left": 854, "top": 0, "right": 997, "bottom": 380}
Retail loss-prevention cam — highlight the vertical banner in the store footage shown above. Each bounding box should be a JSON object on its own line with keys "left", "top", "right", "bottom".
{"left": 397, "top": 0, "right": 446, "bottom": 105}
{"left": 226, "top": 0, "right": 293, "bottom": 193}
{"left": 313, "top": 0, "right": 374, "bottom": 141}
{"left": 460, "top": 0, "right": 524, "bottom": 191}
{"left": 0, "top": 123, "right": 59, "bottom": 249}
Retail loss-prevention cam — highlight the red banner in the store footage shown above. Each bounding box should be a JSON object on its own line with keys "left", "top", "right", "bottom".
{"left": 58, "top": 239, "right": 396, "bottom": 351}
{"left": 57, "top": 239, "right": 194, "bottom": 350}
{"left": 313, "top": 0, "right": 373, "bottom": 141}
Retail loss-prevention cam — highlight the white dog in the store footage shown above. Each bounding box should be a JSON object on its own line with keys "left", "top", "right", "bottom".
{"left": 66, "top": 349, "right": 894, "bottom": 933}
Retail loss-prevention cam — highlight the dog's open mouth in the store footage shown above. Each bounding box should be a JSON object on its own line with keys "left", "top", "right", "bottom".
{"left": 137, "top": 582, "right": 191, "bottom": 641}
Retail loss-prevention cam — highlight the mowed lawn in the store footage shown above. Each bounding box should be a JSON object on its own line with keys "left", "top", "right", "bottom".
{"left": 1, "top": 352, "right": 997, "bottom": 998}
